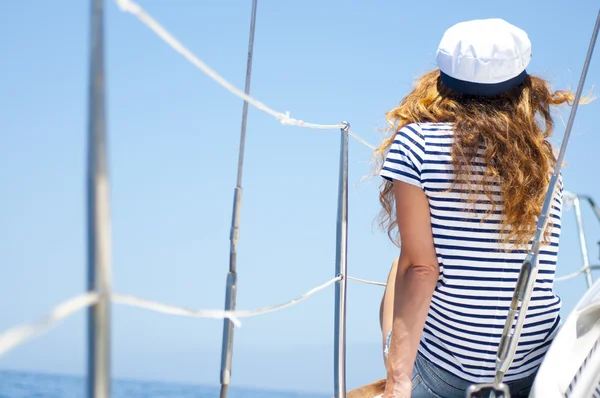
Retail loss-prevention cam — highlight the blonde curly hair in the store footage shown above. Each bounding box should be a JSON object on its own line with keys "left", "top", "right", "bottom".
{"left": 376, "top": 69, "right": 582, "bottom": 248}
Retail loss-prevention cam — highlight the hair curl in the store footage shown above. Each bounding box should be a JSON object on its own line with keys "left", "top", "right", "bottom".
{"left": 375, "top": 69, "right": 585, "bottom": 248}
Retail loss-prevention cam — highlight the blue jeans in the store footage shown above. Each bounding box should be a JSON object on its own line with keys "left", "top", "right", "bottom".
{"left": 409, "top": 352, "right": 536, "bottom": 398}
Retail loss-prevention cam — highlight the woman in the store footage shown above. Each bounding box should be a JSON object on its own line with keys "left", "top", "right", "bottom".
{"left": 376, "top": 18, "right": 576, "bottom": 398}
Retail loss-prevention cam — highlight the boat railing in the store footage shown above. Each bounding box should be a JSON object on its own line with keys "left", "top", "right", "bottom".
{"left": 557, "top": 192, "right": 600, "bottom": 285}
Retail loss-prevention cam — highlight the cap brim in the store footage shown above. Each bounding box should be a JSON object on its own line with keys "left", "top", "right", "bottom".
{"left": 439, "top": 70, "right": 528, "bottom": 97}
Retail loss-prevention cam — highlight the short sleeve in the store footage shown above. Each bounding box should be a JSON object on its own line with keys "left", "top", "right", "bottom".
{"left": 380, "top": 123, "right": 425, "bottom": 188}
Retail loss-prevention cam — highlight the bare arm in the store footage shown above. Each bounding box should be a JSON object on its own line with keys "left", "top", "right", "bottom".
{"left": 385, "top": 180, "right": 439, "bottom": 392}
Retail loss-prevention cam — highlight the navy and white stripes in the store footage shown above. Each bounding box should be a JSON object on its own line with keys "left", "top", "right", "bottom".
{"left": 380, "top": 122, "right": 562, "bottom": 383}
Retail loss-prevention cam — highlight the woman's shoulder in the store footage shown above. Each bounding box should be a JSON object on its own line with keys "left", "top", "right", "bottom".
{"left": 413, "top": 122, "right": 454, "bottom": 135}
{"left": 404, "top": 122, "right": 455, "bottom": 150}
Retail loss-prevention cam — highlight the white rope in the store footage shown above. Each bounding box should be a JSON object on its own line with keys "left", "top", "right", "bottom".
{"left": 347, "top": 270, "right": 593, "bottom": 285}
{"left": 0, "top": 292, "right": 99, "bottom": 358}
{"left": 555, "top": 269, "right": 587, "bottom": 282}
{"left": 348, "top": 131, "right": 376, "bottom": 150}
{"left": 111, "top": 293, "right": 243, "bottom": 327}
{"left": 348, "top": 271, "right": 590, "bottom": 285}
{"left": 112, "top": 276, "right": 341, "bottom": 327}
{"left": 348, "top": 276, "right": 386, "bottom": 287}
{"left": 555, "top": 266, "right": 600, "bottom": 282}
{"left": 115, "top": 0, "right": 376, "bottom": 143}
{"left": 226, "top": 275, "right": 341, "bottom": 317}
{"left": 0, "top": 276, "right": 339, "bottom": 356}
{"left": 0, "top": 266, "right": 590, "bottom": 359}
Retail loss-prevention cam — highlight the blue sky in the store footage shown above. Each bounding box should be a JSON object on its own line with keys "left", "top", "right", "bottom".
{"left": 1, "top": 0, "right": 599, "bottom": 395}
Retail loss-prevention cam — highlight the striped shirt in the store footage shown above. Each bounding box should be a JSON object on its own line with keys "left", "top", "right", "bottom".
{"left": 380, "top": 122, "right": 562, "bottom": 383}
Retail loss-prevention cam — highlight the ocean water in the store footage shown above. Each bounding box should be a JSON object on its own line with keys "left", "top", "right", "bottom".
{"left": 0, "top": 371, "right": 330, "bottom": 398}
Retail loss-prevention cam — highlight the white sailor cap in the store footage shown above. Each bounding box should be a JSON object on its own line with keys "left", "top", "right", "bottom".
{"left": 436, "top": 18, "right": 532, "bottom": 96}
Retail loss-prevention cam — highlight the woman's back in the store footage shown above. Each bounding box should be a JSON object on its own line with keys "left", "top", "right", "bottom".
{"left": 381, "top": 121, "right": 563, "bottom": 383}
{"left": 374, "top": 17, "right": 588, "bottom": 398}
